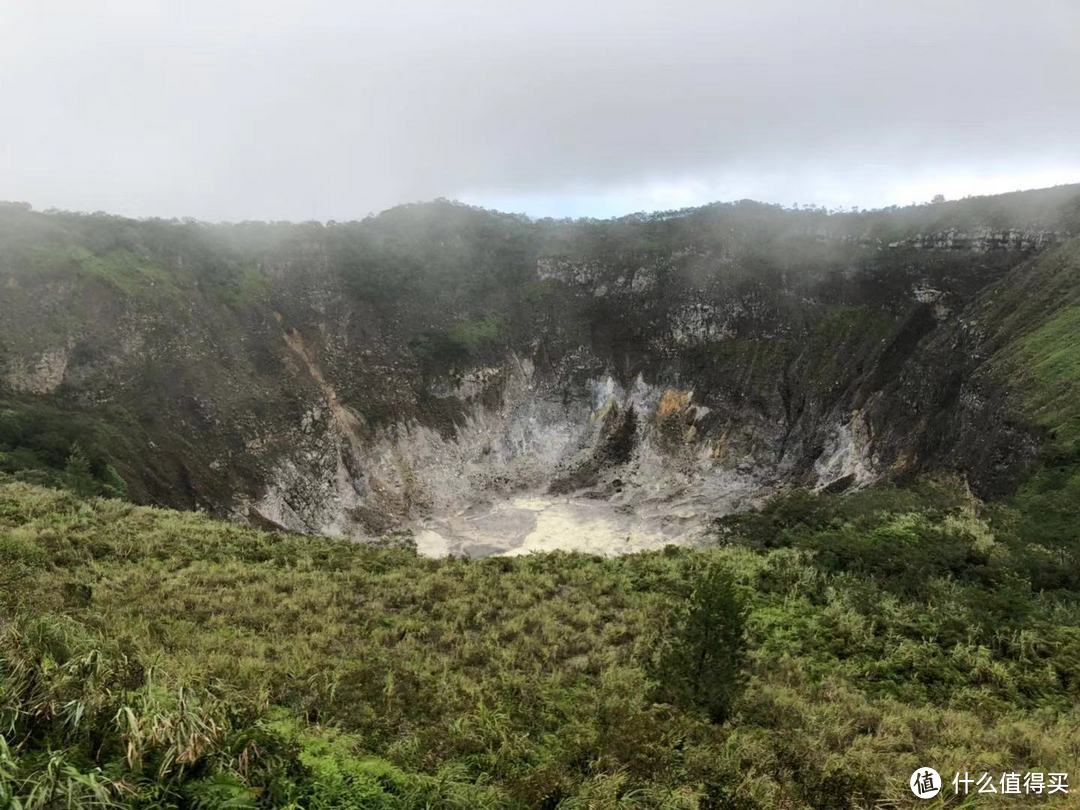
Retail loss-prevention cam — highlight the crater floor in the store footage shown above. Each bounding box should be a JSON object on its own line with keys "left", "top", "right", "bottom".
{"left": 413, "top": 493, "right": 713, "bottom": 558}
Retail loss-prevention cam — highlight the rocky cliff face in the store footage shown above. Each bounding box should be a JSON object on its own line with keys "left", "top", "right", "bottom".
{"left": 1, "top": 186, "right": 1078, "bottom": 553}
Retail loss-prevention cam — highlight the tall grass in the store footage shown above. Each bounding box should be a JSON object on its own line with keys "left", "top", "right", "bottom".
{"left": 1, "top": 478, "right": 1079, "bottom": 807}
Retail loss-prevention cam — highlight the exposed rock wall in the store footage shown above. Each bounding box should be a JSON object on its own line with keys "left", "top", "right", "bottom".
{"left": 1, "top": 187, "right": 1077, "bottom": 544}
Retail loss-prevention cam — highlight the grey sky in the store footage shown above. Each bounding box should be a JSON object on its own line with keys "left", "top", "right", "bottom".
{"left": 2, "top": 0, "right": 1079, "bottom": 220}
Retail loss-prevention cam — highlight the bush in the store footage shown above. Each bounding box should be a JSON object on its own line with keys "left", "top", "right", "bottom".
{"left": 4, "top": 478, "right": 1080, "bottom": 805}
{"left": 0, "top": 407, "right": 128, "bottom": 500}
{"left": 655, "top": 563, "right": 747, "bottom": 723}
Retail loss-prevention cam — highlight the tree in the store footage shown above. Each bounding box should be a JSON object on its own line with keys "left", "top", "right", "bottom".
{"left": 62, "top": 443, "right": 97, "bottom": 497}
{"left": 655, "top": 563, "right": 747, "bottom": 723}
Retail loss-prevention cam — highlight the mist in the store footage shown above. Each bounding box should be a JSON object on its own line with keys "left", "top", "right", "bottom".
{"left": 2, "top": 0, "right": 1079, "bottom": 220}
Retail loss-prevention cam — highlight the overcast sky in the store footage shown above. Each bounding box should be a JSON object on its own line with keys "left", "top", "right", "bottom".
{"left": 2, "top": 1, "right": 1079, "bottom": 221}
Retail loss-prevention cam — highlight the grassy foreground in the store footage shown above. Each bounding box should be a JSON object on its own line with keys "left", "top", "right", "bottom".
{"left": 2, "top": 477, "right": 1080, "bottom": 808}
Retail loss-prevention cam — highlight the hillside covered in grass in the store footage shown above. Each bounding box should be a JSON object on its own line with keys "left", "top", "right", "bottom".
{"left": 4, "top": 188, "right": 1080, "bottom": 807}
{"left": 3, "top": 474, "right": 1080, "bottom": 808}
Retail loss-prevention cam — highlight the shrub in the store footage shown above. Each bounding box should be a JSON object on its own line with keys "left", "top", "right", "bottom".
{"left": 655, "top": 563, "right": 747, "bottom": 723}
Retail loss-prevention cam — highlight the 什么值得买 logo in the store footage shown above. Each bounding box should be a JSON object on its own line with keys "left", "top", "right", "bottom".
{"left": 910, "top": 768, "right": 941, "bottom": 799}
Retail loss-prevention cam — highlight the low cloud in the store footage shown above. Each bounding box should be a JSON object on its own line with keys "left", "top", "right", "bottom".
{"left": 2, "top": 0, "right": 1078, "bottom": 219}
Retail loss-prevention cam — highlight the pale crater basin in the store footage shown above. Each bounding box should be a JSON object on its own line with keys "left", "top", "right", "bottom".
{"left": 413, "top": 493, "right": 709, "bottom": 558}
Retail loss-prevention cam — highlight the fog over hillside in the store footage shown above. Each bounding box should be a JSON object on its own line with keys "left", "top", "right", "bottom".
{"left": 2, "top": 186, "right": 1078, "bottom": 552}
{"left": 3, "top": 3, "right": 1080, "bottom": 808}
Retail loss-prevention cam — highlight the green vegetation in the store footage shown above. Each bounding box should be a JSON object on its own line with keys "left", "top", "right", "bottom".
{"left": 411, "top": 315, "right": 509, "bottom": 378}
{"left": 2, "top": 478, "right": 1079, "bottom": 808}
{"left": 983, "top": 240, "right": 1080, "bottom": 450}
{"left": 653, "top": 564, "right": 746, "bottom": 724}
{"left": 13, "top": 245, "right": 180, "bottom": 302}
{"left": 449, "top": 314, "right": 507, "bottom": 357}
{"left": 72, "top": 248, "right": 178, "bottom": 300}
{"left": 0, "top": 405, "right": 127, "bottom": 499}
{"left": 3, "top": 189, "right": 1080, "bottom": 807}
{"left": 975, "top": 240, "right": 1080, "bottom": 598}
{"left": 1000, "top": 305, "right": 1080, "bottom": 446}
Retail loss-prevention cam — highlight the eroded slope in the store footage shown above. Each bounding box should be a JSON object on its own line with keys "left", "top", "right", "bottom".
{"left": 1, "top": 186, "right": 1078, "bottom": 550}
